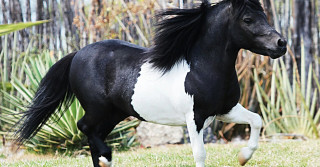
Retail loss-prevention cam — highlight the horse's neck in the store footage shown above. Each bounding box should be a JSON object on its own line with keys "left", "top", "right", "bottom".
{"left": 190, "top": 6, "right": 239, "bottom": 75}
{"left": 189, "top": 37, "right": 239, "bottom": 78}
{"left": 186, "top": 43, "right": 240, "bottom": 105}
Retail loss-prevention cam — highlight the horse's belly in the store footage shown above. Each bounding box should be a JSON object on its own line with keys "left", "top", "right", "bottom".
{"left": 131, "top": 61, "right": 194, "bottom": 126}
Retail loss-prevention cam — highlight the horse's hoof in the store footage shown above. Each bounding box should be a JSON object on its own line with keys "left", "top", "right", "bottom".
{"left": 99, "top": 156, "right": 112, "bottom": 167}
{"left": 238, "top": 147, "right": 253, "bottom": 166}
{"left": 238, "top": 152, "right": 249, "bottom": 166}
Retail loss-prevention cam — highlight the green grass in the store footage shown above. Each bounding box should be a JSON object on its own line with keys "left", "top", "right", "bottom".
{"left": 1, "top": 140, "right": 319, "bottom": 167}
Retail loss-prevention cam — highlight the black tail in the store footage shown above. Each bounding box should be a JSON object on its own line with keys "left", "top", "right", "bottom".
{"left": 15, "top": 52, "right": 77, "bottom": 143}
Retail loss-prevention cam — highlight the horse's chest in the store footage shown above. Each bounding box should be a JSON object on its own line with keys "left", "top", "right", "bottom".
{"left": 131, "top": 62, "right": 193, "bottom": 125}
{"left": 184, "top": 70, "right": 241, "bottom": 116}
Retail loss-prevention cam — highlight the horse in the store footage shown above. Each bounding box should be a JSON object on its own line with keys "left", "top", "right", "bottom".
{"left": 15, "top": 0, "right": 287, "bottom": 166}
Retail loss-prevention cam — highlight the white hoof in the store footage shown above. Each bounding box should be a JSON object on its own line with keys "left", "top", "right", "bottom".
{"left": 99, "top": 156, "right": 112, "bottom": 167}
{"left": 238, "top": 147, "right": 254, "bottom": 166}
{"left": 196, "top": 162, "right": 205, "bottom": 167}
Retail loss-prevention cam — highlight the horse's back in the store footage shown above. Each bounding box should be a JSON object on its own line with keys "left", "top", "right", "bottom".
{"left": 73, "top": 39, "right": 146, "bottom": 61}
{"left": 69, "top": 39, "right": 147, "bottom": 117}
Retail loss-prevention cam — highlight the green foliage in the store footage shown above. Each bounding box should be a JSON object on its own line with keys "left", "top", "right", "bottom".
{"left": 254, "top": 44, "right": 320, "bottom": 138}
{"left": 0, "top": 20, "right": 49, "bottom": 36}
{"left": 0, "top": 49, "right": 140, "bottom": 153}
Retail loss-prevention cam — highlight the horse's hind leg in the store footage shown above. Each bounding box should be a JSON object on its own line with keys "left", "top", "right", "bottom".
{"left": 216, "top": 103, "right": 262, "bottom": 166}
{"left": 77, "top": 107, "right": 126, "bottom": 167}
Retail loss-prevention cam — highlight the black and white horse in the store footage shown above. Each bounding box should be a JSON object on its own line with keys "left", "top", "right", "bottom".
{"left": 16, "top": 0, "right": 287, "bottom": 166}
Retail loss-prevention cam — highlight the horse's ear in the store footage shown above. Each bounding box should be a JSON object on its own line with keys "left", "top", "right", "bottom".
{"left": 202, "top": 0, "right": 209, "bottom": 3}
{"left": 201, "top": 0, "right": 210, "bottom": 6}
{"left": 200, "top": 0, "right": 210, "bottom": 9}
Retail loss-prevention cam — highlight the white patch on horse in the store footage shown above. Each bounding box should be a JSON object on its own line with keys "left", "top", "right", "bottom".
{"left": 185, "top": 112, "right": 214, "bottom": 167}
{"left": 131, "top": 61, "right": 193, "bottom": 125}
{"left": 98, "top": 156, "right": 112, "bottom": 167}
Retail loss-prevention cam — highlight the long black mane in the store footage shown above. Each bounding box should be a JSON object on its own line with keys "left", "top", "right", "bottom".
{"left": 149, "top": 0, "right": 264, "bottom": 72}
{"left": 149, "top": 1, "right": 211, "bottom": 72}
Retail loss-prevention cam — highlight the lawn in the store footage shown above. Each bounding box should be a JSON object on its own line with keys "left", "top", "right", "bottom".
{"left": 1, "top": 140, "right": 319, "bottom": 167}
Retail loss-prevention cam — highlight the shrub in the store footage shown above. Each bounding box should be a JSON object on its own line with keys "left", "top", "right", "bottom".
{"left": 254, "top": 44, "right": 320, "bottom": 139}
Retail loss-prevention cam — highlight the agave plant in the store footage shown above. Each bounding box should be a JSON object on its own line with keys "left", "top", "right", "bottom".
{"left": 0, "top": 50, "right": 140, "bottom": 152}
{"left": 254, "top": 43, "right": 320, "bottom": 139}
{"left": 0, "top": 20, "right": 49, "bottom": 36}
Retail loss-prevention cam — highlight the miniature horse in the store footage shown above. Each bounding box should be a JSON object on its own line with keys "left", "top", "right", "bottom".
{"left": 16, "top": 0, "right": 287, "bottom": 166}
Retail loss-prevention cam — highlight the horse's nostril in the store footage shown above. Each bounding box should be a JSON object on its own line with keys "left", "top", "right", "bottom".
{"left": 277, "top": 39, "right": 287, "bottom": 47}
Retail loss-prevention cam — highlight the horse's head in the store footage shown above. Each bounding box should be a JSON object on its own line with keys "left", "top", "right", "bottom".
{"left": 229, "top": 0, "right": 287, "bottom": 59}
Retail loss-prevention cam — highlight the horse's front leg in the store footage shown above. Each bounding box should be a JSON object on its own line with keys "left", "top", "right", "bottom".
{"left": 186, "top": 112, "right": 206, "bottom": 167}
{"left": 216, "top": 103, "right": 262, "bottom": 166}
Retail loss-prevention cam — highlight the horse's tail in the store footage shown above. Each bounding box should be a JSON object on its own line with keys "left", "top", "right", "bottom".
{"left": 15, "top": 52, "right": 77, "bottom": 143}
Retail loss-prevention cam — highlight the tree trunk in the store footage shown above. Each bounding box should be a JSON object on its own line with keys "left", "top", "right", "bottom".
{"left": 11, "top": 0, "right": 25, "bottom": 51}
{"left": 26, "top": 0, "right": 32, "bottom": 45}
{"left": 293, "top": 0, "right": 313, "bottom": 77}
{"left": 8, "top": 0, "right": 16, "bottom": 22}
{"left": 11, "top": 0, "right": 23, "bottom": 23}
{"left": 0, "top": 0, "right": 8, "bottom": 53}
{"left": 81, "top": 0, "right": 88, "bottom": 46}
{"left": 26, "top": 0, "right": 31, "bottom": 22}
{"left": 2, "top": 0, "right": 12, "bottom": 53}
{"left": 64, "top": 0, "right": 80, "bottom": 50}
{"left": 62, "top": 1, "right": 70, "bottom": 51}
{"left": 1, "top": 0, "right": 8, "bottom": 24}
{"left": 44, "top": 0, "right": 50, "bottom": 48}
{"left": 36, "top": 0, "right": 44, "bottom": 49}
{"left": 50, "top": 0, "right": 57, "bottom": 50}
{"left": 315, "top": 0, "right": 320, "bottom": 79}
{"left": 56, "top": 0, "right": 63, "bottom": 51}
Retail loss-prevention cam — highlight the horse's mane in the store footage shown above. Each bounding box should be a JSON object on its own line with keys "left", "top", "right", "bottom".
{"left": 148, "top": 1, "right": 211, "bottom": 72}
{"left": 148, "top": 0, "right": 264, "bottom": 73}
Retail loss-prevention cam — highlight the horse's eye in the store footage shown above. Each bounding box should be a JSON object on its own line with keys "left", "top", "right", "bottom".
{"left": 243, "top": 18, "right": 253, "bottom": 24}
